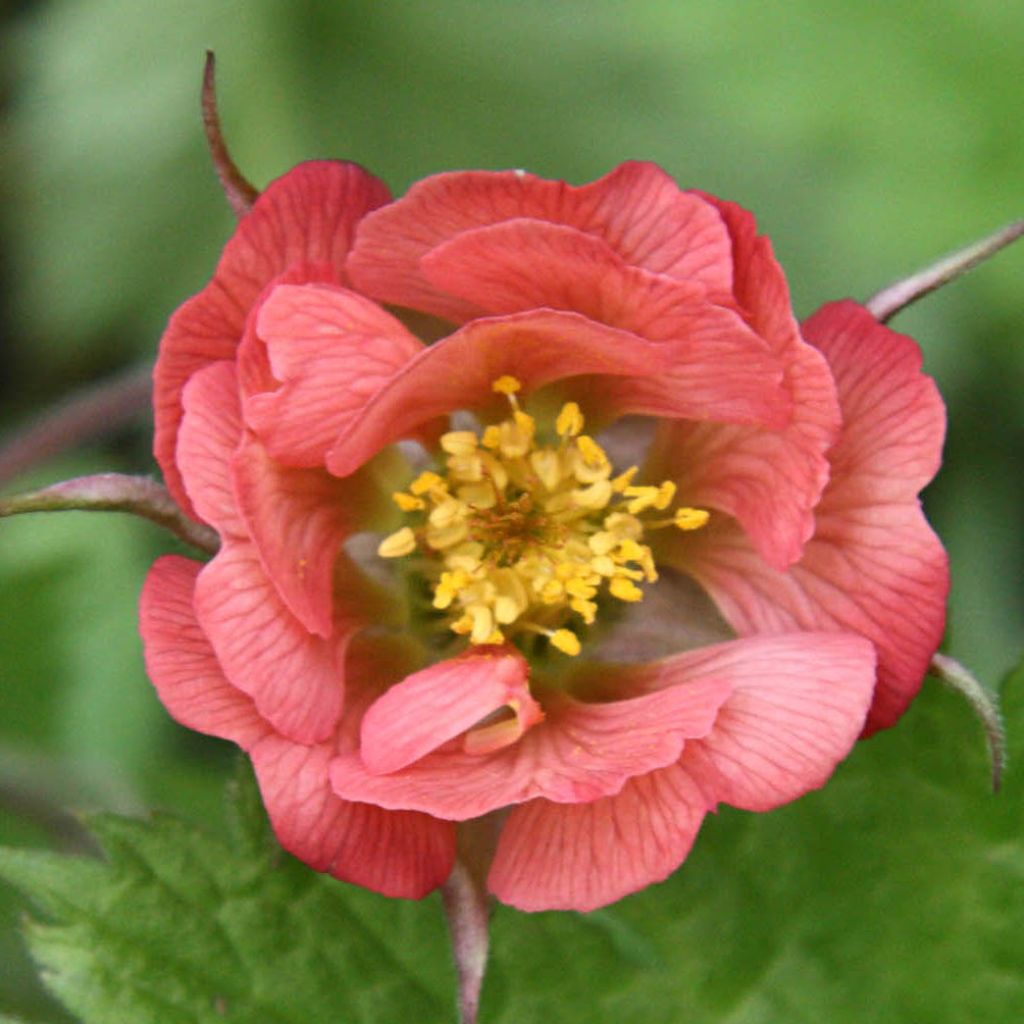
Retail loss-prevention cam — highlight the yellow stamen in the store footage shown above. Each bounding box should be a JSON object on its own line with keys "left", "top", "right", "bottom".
{"left": 379, "top": 377, "right": 710, "bottom": 656}
{"left": 609, "top": 576, "right": 644, "bottom": 602}
{"left": 378, "top": 527, "right": 417, "bottom": 558}
{"left": 492, "top": 375, "right": 522, "bottom": 396}
{"left": 440, "top": 431, "right": 479, "bottom": 456}
{"left": 392, "top": 491, "right": 425, "bottom": 512}
{"left": 549, "top": 629, "right": 581, "bottom": 657}
{"left": 555, "top": 401, "right": 584, "bottom": 438}
{"left": 674, "top": 507, "right": 711, "bottom": 531}
{"left": 410, "top": 470, "right": 445, "bottom": 496}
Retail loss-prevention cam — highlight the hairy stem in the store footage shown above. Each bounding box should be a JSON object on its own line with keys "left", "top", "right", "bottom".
{"left": 867, "top": 219, "right": 1024, "bottom": 323}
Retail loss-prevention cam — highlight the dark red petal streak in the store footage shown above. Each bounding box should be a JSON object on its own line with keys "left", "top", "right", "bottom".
{"left": 139, "top": 555, "right": 269, "bottom": 748}
{"left": 682, "top": 302, "right": 948, "bottom": 733}
{"left": 154, "top": 162, "right": 390, "bottom": 510}
{"left": 488, "top": 765, "right": 708, "bottom": 912}
{"left": 329, "top": 675, "right": 730, "bottom": 819}
{"left": 249, "top": 733, "right": 455, "bottom": 898}
{"left": 347, "top": 161, "right": 733, "bottom": 321}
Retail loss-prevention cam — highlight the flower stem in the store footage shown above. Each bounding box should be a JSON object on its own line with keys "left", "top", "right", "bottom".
{"left": 0, "top": 473, "right": 219, "bottom": 555}
{"left": 866, "top": 219, "right": 1024, "bottom": 323}
{"left": 202, "top": 51, "right": 258, "bottom": 219}
{"left": 441, "top": 815, "right": 501, "bottom": 1024}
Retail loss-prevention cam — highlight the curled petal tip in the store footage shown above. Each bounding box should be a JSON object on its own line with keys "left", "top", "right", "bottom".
{"left": 867, "top": 218, "right": 1024, "bottom": 324}
{"left": 202, "top": 51, "right": 259, "bottom": 220}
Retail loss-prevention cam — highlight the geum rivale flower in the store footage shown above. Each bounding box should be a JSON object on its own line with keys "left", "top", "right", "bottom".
{"left": 140, "top": 160, "right": 947, "bottom": 911}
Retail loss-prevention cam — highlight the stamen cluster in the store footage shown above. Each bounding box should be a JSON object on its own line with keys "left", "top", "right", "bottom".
{"left": 378, "top": 377, "right": 709, "bottom": 655}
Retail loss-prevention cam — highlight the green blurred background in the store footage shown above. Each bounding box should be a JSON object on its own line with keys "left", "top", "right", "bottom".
{"left": 1, "top": 2, "right": 1021, "bottom": 1021}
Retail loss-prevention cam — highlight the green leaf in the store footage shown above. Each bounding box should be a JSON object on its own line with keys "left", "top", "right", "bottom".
{"left": 0, "top": 808, "right": 454, "bottom": 1023}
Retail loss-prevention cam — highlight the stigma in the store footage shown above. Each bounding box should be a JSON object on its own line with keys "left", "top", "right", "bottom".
{"left": 377, "top": 377, "right": 709, "bottom": 655}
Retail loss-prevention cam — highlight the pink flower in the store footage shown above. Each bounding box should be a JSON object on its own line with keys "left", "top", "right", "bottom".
{"left": 140, "top": 160, "right": 947, "bottom": 911}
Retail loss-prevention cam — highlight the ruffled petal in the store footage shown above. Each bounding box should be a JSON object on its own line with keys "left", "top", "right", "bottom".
{"left": 154, "top": 162, "right": 390, "bottom": 512}
{"left": 681, "top": 302, "right": 948, "bottom": 733}
{"left": 359, "top": 647, "right": 540, "bottom": 775}
{"left": 330, "top": 675, "right": 729, "bottom": 820}
{"left": 177, "top": 360, "right": 246, "bottom": 535}
{"left": 420, "top": 218, "right": 706, "bottom": 324}
{"left": 347, "top": 161, "right": 733, "bottom": 321}
{"left": 231, "top": 434, "right": 373, "bottom": 638}
{"left": 249, "top": 732, "right": 455, "bottom": 899}
{"left": 243, "top": 282, "right": 425, "bottom": 467}
{"left": 192, "top": 539, "right": 348, "bottom": 744}
{"left": 138, "top": 555, "right": 268, "bottom": 748}
{"left": 648, "top": 199, "right": 840, "bottom": 569}
{"left": 670, "top": 633, "right": 876, "bottom": 810}
{"left": 488, "top": 764, "right": 708, "bottom": 912}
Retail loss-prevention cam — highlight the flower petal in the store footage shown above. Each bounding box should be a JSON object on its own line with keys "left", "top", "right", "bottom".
{"left": 330, "top": 675, "right": 730, "bottom": 820}
{"left": 681, "top": 302, "right": 948, "bottom": 733}
{"left": 423, "top": 218, "right": 791, "bottom": 427}
{"left": 243, "top": 283, "right": 425, "bottom": 467}
{"left": 154, "top": 162, "right": 390, "bottom": 512}
{"left": 359, "top": 647, "right": 540, "bottom": 775}
{"left": 249, "top": 732, "right": 455, "bottom": 899}
{"left": 347, "top": 161, "right": 733, "bottom": 321}
{"left": 420, "top": 218, "right": 706, "bottom": 324}
{"left": 648, "top": 199, "right": 840, "bottom": 568}
{"left": 193, "top": 539, "right": 349, "bottom": 744}
{"left": 230, "top": 434, "right": 378, "bottom": 638}
{"left": 668, "top": 633, "right": 877, "bottom": 810}
{"left": 177, "top": 360, "right": 246, "bottom": 535}
{"left": 138, "top": 555, "right": 268, "bottom": 748}
{"left": 488, "top": 765, "right": 708, "bottom": 912}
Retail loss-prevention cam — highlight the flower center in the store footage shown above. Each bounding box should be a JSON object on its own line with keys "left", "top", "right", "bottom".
{"left": 377, "top": 376, "right": 709, "bottom": 656}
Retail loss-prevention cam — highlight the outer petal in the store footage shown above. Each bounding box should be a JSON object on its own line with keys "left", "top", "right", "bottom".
{"left": 329, "top": 676, "right": 730, "bottom": 819}
{"left": 359, "top": 648, "right": 541, "bottom": 775}
{"left": 347, "top": 161, "right": 733, "bottom": 321}
{"left": 139, "top": 555, "right": 269, "bottom": 748}
{"left": 420, "top": 218, "right": 708, "bottom": 326}
{"left": 672, "top": 633, "right": 876, "bottom": 809}
{"left": 243, "top": 283, "right": 426, "bottom": 467}
{"left": 249, "top": 733, "right": 455, "bottom": 899}
{"left": 649, "top": 199, "right": 840, "bottom": 569}
{"left": 154, "top": 162, "right": 390, "bottom": 512}
{"left": 193, "top": 539, "right": 348, "bottom": 744}
{"left": 681, "top": 302, "right": 948, "bottom": 733}
{"left": 177, "top": 361, "right": 246, "bottom": 536}
{"left": 488, "top": 765, "right": 708, "bottom": 912}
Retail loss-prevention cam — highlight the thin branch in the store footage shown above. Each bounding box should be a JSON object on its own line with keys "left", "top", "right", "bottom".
{"left": 866, "top": 219, "right": 1024, "bottom": 323}
{"left": 202, "top": 51, "right": 259, "bottom": 219}
{"left": 0, "top": 362, "right": 152, "bottom": 489}
{"left": 0, "top": 473, "right": 219, "bottom": 555}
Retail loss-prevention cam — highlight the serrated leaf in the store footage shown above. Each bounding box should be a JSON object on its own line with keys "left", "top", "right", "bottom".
{"left": 0, "top": 812, "right": 453, "bottom": 1024}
